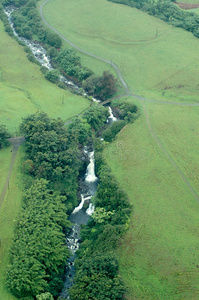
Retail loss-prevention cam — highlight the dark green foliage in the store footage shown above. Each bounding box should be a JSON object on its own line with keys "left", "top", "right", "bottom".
{"left": 102, "top": 120, "right": 126, "bottom": 142}
{"left": 56, "top": 48, "right": 93, "bottom": 82}
{"left": 45, "top": 31, "right": 62, "bottom": 48}
{"left": 82, "top": 103, "right": 109, "bottom": 131}
{"left": 118, "top": 101, "right": 138, "bottom": 122}
{"left": 45, "top": 69, "right": 60, "bottom": 83}
{"left": 20, "top": 113, "right": 81, "bottom": 189}
{"left": 6, "top": 179, "right": 70, "bottom": 298}
{"left": 70, "top": 156, "right": 131, "bottom": 299}
{"left": 68, "top": 118, "right": 91, "bottom": 145}
{"left": 69, "top": 254, "right": 125, "bottom": 300}
{"left": 83, "top": 71, "right": 117, "bottom": 100}
{"left": 36, "top": 293, "right": 54, "bottom": 300}
{"left": 0, "top": 124, "right": 11, "bottom": 149}
{"left": 47, "top": 47, "right": 58, "bottom": 59}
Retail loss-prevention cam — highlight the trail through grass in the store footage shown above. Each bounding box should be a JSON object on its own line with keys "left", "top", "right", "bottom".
{"left": 42, "top": 0, "right": 199, "bottom": 102}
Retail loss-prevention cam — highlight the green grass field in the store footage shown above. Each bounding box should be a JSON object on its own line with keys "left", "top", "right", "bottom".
{"left": 42, "top": 0, "right": 199, "bottom": 102}
{"left": 104, "top": 101, "right": 199, "bottom": 299}
{"left": 40, "top": 1, "right": 199, "bottom": 298}
{"left": 0, "top": 146, "right": 13, "bottom": 197}
{"left": 0, "top": 145, "right": 24, "bottom": 300}
{"left": 0, "top": 21, "right": 90, "bottom": 134}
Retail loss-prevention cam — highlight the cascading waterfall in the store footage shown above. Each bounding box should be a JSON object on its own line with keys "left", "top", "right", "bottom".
{"left": 4, "top": 8, "right": 118, "bottom": 297}
{"left": 60, "top": 148, "right": 98, "bottom": 299}
{"left": 107, "top": 106, "right": 117, "bottom": 124}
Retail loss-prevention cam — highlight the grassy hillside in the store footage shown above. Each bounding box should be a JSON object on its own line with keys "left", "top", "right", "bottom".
{"left": 42, "top": 0, "right": 199, "bottom": 102}
{"left": 104, "top": 100, "right": 199, "bottom": 299}
{"left": 0, "top": 21, "right": 89, "bottom": 134}
{"left": 0, "top": 146, "right": 24, "bottom": 300}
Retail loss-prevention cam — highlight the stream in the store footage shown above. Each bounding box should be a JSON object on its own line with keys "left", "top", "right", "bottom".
{"left": 61, "top": 110, "right": 117, "bottom": 299}
{"left": 5, "top": 6, "right": 81, "bottom": 92}
{"left": 4, "top": 7, "right": 117, "bottom": 298}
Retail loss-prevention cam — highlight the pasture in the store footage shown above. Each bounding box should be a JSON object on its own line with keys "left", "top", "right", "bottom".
{"left": 40, "top": 0, "right": 199, "bottom": 298}
{"left": 0, "top": 145, "right": 24, "bottom": 300}
{"left": 42, "top": 0, "right": 199, "bottom": 102}
{"left": 0, "top": 21, "right": 89, "bottom": 134}
{"left": 104, "top": 98, "right": 199, "bottom": 299}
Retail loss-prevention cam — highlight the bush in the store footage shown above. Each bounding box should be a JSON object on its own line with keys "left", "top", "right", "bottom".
{"left": 102, "top": 120, "right": 126, "bottom": 142}
{"left": 45, "top": 69, "right": 60, "bottom": 83}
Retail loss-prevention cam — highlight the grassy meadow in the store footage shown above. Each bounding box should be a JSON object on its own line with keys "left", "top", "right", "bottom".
{"left": 40, "top": 0, "right": 199, "bottom": 298}
{"left": 0, "top": 20, "right": 90, "bottom": 134}
{"left": 104, "top": 99, "right": 199, "bottom": 299}
{"left": 0, "top": 145, "right": 24, "bottom": 300}
{"left": 42, "top": 0, "right": 199, "bottom": 102}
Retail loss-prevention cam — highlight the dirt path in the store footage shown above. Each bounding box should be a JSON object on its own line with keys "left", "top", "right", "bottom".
{"left": 39, "top": 0, "right": 199, "bottom": 202}
{"left": 40, "top": 0, "right": 130, "bottom": 95}
{"left": 0, "top": 137, "right": 25, "bottom": 209}
{"left": 176, "top": 2, "right": 199, "bottom": 10}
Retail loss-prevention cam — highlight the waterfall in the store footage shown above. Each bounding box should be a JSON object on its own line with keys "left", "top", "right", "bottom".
{"left": 85, "top": 151, "right": 98, "bottom": 183}
{"left": 107, "top": 106, "right": 117, "bottom": 123}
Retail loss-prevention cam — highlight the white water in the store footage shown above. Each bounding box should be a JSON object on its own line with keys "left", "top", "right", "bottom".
{"left": 85, "top": 151, "right": 98, "bottom": 183}
{"left": 107, "top": 106, "right": 117, "bottom": 123}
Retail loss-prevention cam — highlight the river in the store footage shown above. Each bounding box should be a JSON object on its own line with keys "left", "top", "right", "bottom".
{"left": 4, "top": 7, "right": 117, "bottom": 297}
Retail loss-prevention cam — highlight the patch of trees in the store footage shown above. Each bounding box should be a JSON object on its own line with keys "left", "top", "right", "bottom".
{"left": 6, "top": 179, "right": 70, "bottom": 299}
{"left": 7, "top": 106, "right": 135, "bottom": 299}
{"left": 6, "top": 112, "right": 94, "bottom": 299}
{"left": 83, "top": 71, "right": 118, "bottom": 101}
{"left": 20, "top": 112, "right": 91, "bottom": 205}
{"left": 82, "top": 103, "right": 109, "bottom": 131}
{"left": 0, "top": 124, "right": 10, "bottom": 149}
{"left": 56, "top": 48, "right": 93, "bottom": 82}
{"left": 102, "top": 120, "right": 126, "bottom": 142}
{"left": 107, "top": 0, "right": 199, "bottom": 40}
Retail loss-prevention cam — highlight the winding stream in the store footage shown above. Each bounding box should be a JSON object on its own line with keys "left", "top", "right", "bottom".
{"left": 61, "top": 111, "right": 117, "bottom": 298}
{"left": 4, "top": 8, "right": 119, "bottom": 297}
{"left": 60, "top": 147, "right": 98, "bottom": 299}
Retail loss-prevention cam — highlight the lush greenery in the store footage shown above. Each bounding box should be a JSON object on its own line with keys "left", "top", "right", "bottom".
{"left": 56, "top": 48, "right": 93, "bottom": 82}
{"left": 102, "top": 120, "right": 126, "bottom": 142}
{"left": 7, "top": 179, "right": 70, "bottom": 299}
{"left": 42, "top": 0, "right": 199, "bottom": 103}
{"left": 0, "top": 124, "right": 10, "bottom": 148}
{"left": 69, "top": 155, "right": 131, "bottom": 299}
{"left": 104, "top": 98, "right": 199, "bottom": 299}
{"left": 0, "top": 146, "right": 23, "bottom": 300}
{"left": 0, "top": 0, "right": 118, "bottom": 95}
{"left": 83, "top": 71, "right": 118, "bottom": 100}
{"left": 108, "top": 0, "right": 199, "bottom": 39}
{"left": 82, "top": 103, "right": 109, "bottom": 131}
{"left": 7, "top": 108, "right": 128, "bottom": 299}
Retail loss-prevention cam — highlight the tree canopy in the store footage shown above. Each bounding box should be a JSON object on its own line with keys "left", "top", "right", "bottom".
{"left": 0, "top": 124, "right": 10, "bottom": 149}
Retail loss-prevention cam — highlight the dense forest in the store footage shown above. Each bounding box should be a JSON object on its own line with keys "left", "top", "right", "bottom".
{"left": 5, "top": 101, "right": 137, "bottom": 299}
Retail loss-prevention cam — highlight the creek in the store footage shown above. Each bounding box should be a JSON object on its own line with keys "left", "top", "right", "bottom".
{"left": 61, "top": 107, "right": 117, "bottom": 299}
{"left": 4, "top": 7, "right": 117, "bottom": 297}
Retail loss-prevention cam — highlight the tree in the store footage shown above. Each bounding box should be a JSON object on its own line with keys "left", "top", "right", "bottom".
{"left": 82, "top": 104, "right": 109, "bottom": 131}
{"left": 45, "top": 69, "right": 60, "bottom": 83}
{"left": 0, "top": 125, "right": 10, "bottom": 149}
{"left": 36, "top": 293, "right": 54, "bottom": 300}
{"left": 83, "top": 71, "right": 117, "bottom": 100}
